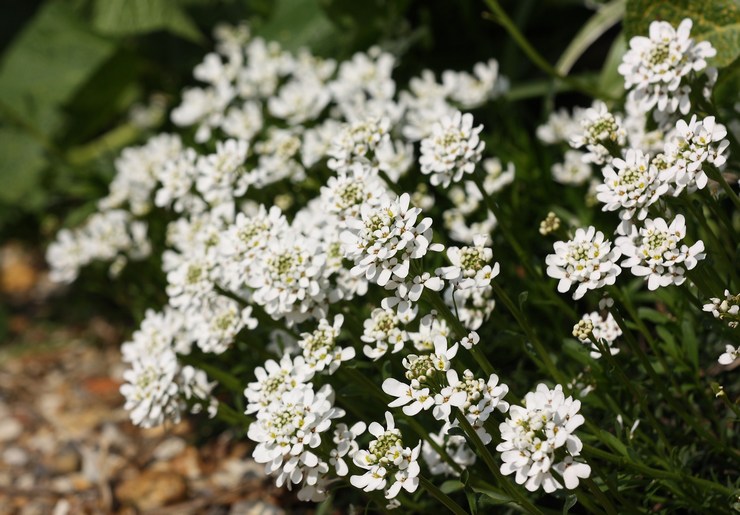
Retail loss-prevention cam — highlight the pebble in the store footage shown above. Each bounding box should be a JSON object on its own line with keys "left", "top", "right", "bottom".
{"left": 115, "top": 469, "right": 187, "bottom": 510}
{"left": 0, "top": 417, "right": 22, "bottom": 442}
{"left": 3, "top": 446, "right": 29, "bottom": 466}
{"left": 229, "top": 500, "right": 285, "bottom": 515}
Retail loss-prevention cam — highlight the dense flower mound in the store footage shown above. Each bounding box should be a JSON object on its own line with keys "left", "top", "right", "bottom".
{"left": 44, "top": 11, "right": 740, "bottom": 513}
{"left": 618, "top": 18, "right": 716, "bottom": 119}
{"left": 546, "top": 226, "right": 622, "bottom": 300}
{"left": 497, "top": 384, "right": 591, "bottom": 492}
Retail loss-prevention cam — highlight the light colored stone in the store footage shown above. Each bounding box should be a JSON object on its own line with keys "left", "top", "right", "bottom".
{"left": 229, "top": 500, "right": 285, "bottom": 515}
{"left": 115, "top": 469, "right": 187, "bottom": 511}
{"left": 0, "top": 418, "right": 22, "bottom": 442}
{"left": 153, "top": 437, "right": 186, "bottom": 461}
{"left": 3, "top": 446, "right": 29, "bottom": 466}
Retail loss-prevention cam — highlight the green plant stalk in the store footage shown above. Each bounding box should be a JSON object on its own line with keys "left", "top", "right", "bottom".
{"left": 471, "top": 170, "right": 578, "bottom": 321}
{"left": 698, "top": 188, "right": 738, "bottom": 252}
{"left": 422, "top": 288, "right": 497, "bottom": 378}
{"left": 582, "top": 444, "right": 735, "bottom": 497}
{"left": 589, "top": 336, "right": 670, "bottom": 448}
{"left": 608, "top": 291, "right": 736, "bottom": 458}
{"left": 66, "top": 122, "right": 141, "bottom": 166}
{"left": 681, "top": 197, "right": 740, "bottom": 288}
{"left": 419, "top": 476, "right": 469, "bottom": 515}
{"left": 483, "top": 0, "right": 609, "bottom": 101}
{"left": 454, "top": 412, "right": 543, "bottom": 514}
{"left": 490, "top": 281, "right": 567, "bottom": 386}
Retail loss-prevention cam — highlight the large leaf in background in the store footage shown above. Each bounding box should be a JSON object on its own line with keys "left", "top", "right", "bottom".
{"left": 92, "top": 0, "right": 204, "bottom": 43}
{"left": 624, "top": 0, "right": 740, "bottom": 68}
{"left": 254, "top": 0, "right": 340, "bottom": 55}
{"left": 0, "top": 127, "right": 47, "bottom": 206}
{"left": 0, "top": 2, "right": 116, "bottom": 136}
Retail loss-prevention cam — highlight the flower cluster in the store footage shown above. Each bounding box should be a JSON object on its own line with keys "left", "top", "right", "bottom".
{"left": 497, "top": 384, "right": 591, "bottom": 492}
{"left": 546, "top": 226, "right": 622, "bottom": 300}
{"left": 350, "top": 412, "right": 422, "bottom": 500}
{"left": 574, "top": 312, "right": 622, "bottom": 359}
{"left": 703, "top": 290, "right": 740, "bottom": 329}
{"left": 618, "top": 215, "right": 705, "bottom": 290}
{"left": 619, "top": 18, "right": 716, "bottom": 119}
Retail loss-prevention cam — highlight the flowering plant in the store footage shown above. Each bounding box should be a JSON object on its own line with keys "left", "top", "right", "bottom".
{"left": 45, "top": 1, "right": 740, "bottom": 512}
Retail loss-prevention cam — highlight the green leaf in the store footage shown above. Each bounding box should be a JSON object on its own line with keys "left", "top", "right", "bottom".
{"left": 92, "top": 0, "right": 204, "bottom": 43}
{"left": 0, "top": 127, "right": 47, "bottom": 205}
{"left": 598, "top": 33, "right": 628, "bottom": 100}
{"left": 0, "top": 2, "right": 117, "bottom": 135}
{"left": 440, "top": 480, "right": 464, "bottom": 494}
{"left": 637, "top": 307, "right": 671, "bottom": 324}
{"left": 598, "top": 430, "right": 629, "bottom": 457}
{"left": 624, "top": 0, "right": 740, "bottom": 68}
{"left": 563, "top": 494, "right": 578, "bottom": 514}
{"left": 681, "top": 317, "right": 699, "bottom": 369}
{"left": 255, "top": 0, "right": 340, "bottom": 54}
{"left": 470, "top": 484, "right": 514, "bottom": 506}
{"left": 556, "top": 0, "right": 626, "bottom": 75}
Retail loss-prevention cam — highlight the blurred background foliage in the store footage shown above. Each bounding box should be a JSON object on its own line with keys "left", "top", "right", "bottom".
{"left": 0, "top": 0, "right": 737, "bottom": 335}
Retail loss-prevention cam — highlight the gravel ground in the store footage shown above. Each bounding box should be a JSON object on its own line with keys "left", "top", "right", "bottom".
{"left": 0, "top": 243, "right": 299, "bottom": 514}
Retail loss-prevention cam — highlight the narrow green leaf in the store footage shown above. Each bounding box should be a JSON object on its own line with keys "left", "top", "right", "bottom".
{"left": 440, "top": 480, "right": 464, "bottom": 494}
{"left": 563, "top": 494, "right": 578, "bottom": 514}
{"left": 556, "top": 0, "right": 626, "bottom": 75}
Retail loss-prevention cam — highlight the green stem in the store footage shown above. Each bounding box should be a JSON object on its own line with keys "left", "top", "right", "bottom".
{"left": 482, "top": 0, "right": 609, "bottom": 100}
{"left": 419, "top": 477, "right": 468, "bottom": 515}
{"left": 582, "top": 444, "right": 735, "bottom": 497}
{"left": 455, "top": 413, "right": 543, "bottom": 514}
{"left": 490, "top": 281, "right": 567, "bottom": 385}
{"left": 608, "top": 290, "right": 735, "bottom": 458}
{"left": 589, "top": 336, "right": 670, "bottom": 447}
{"left": 422, "top": 288, "right": 497, "bottom": 377}
{"left": 471, "top": 169, "right": 578, "bottom": 321}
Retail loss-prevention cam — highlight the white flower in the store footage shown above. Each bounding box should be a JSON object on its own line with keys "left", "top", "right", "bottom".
{"left": 221, "top": 100, "right": 263, "bottom": 142}
{"left": 422, "top": 422, "right": 476, "bottom": 476}
{"left": 268, "top": 77, "right": 331, "bottom": 125}
{"left": 350, "top": 412, "right": 421, "bottom": 499}
{"left": 327, "top": 117, "right": 391, "bottom": 171}
{"left": 244, "top": 354, "right": 313, "bottom": 414}
{"left": 480, "top": 157, "right": 515, "bottom": 194}
{"left": 341, "top": 193, "right": 441, "bottom": 288}
{"left": 497, "top": 384, "right": 590, "bottom": 493}
{"left": 247, "top": 383, "right": 344, "bottom": 486}
{"left": 618, "top": 215, "right": 705, "bottom": 290}
{"left": 703, "top": 290, "right": 740, "bottom": 329}
{"left": 552, "top": 150, "right": 593, "bottom": 186}
{"left": 546, "top": 226, "right": 622, "bottom": 300}
{"left": 442, "top": 59, "right": 508, "bottom": 108}
{"left": 419, "top": 110, "right": 484, "bottom": 187}
{"left": 298, "top": 315, "right": 355, "bottom": 375}
{"left": 596, "top": 148, "right": 669, "bottom": 224}
{"left": 330, "top": 422, "right": 366, "bottom": 476}
{"left": 718, "top": 345, "right": 739, "bottom": 365}
{"left": 409, "top": 314, "right": 451, "bottom": 352}
{"left": 619, "top": 18, "right": 716, "bottom": 118}
{"left": 437, "top": 235, "right": 499, "bottom": 289}
{"left": 537, "top": 106, "right": 587, "bottom": 144}
{"left": 362, "top": 308, "right": 408, "bottom": 360}
{"left": 248, "top": 233, "right": 330, "bottom": 324}
{"left": 664, "top": 115, "right": 730, "bottom": 193}
{"left": 570, "top": 101, "right": 626, "bottom": 164}
{"left": 576, "top": 312, "right": 621, "bottom": 359}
